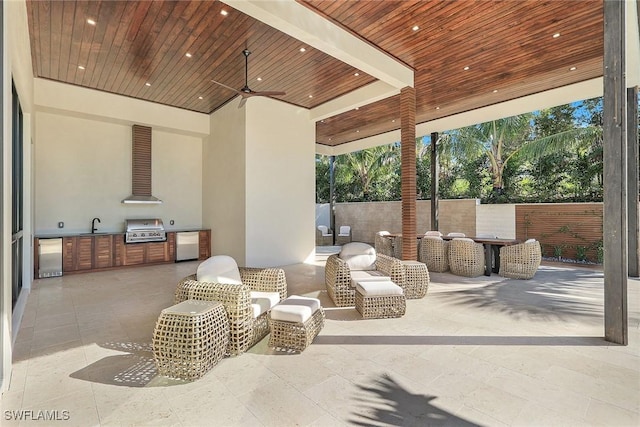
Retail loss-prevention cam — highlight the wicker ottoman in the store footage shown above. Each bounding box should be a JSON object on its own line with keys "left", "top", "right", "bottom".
{"left": 153, "top": 300, "right": 229, "bottom": 380}
{"left": 268, "top": 295, "right": 325, "bottom": 353}
{"left": 355, "top": 280, "right": 406, "bottom": 319}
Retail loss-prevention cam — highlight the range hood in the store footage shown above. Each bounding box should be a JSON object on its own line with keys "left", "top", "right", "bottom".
{"left": 122, "top": 124, "right": 162, "bottom": 204}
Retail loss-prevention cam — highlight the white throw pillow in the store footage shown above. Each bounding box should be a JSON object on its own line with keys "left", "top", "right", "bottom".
{"left": 339, "top": 242, "right": 377, "bottom": 271}
{"left": 525, "top": 238, "right": 537, "bottom": 244}
{"left": 196, "top": 255, "right": 242, "bottom": 285}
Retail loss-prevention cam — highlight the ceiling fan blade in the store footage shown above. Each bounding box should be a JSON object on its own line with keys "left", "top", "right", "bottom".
{"left": 238, "top": 97, "right": 248, "bottom": 108}
{"left": 252, "top": 91, "right": 286, "bottom": 97}
{"left": 211, "top": 79, "right": 244, "bottom": 95}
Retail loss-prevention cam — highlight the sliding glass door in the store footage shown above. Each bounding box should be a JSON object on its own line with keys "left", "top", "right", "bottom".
{"left": 12, "top": 82, "right": 24, "bottom": 308}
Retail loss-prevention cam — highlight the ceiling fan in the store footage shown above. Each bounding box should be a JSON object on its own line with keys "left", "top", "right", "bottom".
{"left": 211, "top": 49, "right": 286, "bottom": 107}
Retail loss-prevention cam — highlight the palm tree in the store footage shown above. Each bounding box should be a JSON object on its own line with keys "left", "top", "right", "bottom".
{"left": 440, "top": 113, "right": 601, "bottom": 196}
{"left": 339, "top": 144, "right": 398, "bottom": 201}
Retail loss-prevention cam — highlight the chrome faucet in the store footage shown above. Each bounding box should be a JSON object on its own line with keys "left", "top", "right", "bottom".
{"left": 91, "top": 217, "right": 101, "bottom": 234}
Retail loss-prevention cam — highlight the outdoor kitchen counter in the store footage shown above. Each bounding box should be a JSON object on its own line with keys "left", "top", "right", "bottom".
{"left": 34, "top": 230, "right": 211, "bottom": 277}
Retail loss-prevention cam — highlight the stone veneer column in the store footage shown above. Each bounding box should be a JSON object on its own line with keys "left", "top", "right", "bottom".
{"left": 401, "top": 87, "right": 417, "bottom": 260}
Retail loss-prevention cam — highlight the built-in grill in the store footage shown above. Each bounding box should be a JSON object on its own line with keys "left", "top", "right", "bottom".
{"left": 125, "top": 219, "right": 166, "bottom": 243}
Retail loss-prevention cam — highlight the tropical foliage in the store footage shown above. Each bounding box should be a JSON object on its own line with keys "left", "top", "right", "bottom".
{"left": 316, "top": 96, "right": 624, "bottom": 204}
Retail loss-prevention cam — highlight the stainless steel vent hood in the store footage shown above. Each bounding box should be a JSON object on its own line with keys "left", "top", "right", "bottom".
{"left": 122, "top": 124, "right": 162, "bottom": 204}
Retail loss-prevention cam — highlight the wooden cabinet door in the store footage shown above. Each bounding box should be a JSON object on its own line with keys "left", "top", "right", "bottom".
{"left": 146, "top": 242, "right": 168, "bottom": 263}
{"left": 198, "top": 230, "right": 211, "bottom": 260}
{"left": 62, "top": 237, "right": 75, "bottom": 272}
{"left": 123, "top": 244, "right": 145, "bottom": 266}
{"left": 93, "top": 235, "right": 113, "bottom": 269}
{"left": 76, "top": 237, "right": 93, "bottom": 270}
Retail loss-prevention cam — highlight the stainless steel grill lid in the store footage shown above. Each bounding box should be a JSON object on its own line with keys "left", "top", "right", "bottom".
{"left": 125, "top": 219, "right": 166, "bottom": 243}
{"left": 125, "top": 218, "right": 164, "bottom": 231}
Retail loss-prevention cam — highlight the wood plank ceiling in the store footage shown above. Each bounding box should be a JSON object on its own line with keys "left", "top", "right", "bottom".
{"left": 26, "top": 0, "right": 604, "bottom": 148}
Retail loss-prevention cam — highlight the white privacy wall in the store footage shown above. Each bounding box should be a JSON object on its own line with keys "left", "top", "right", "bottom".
{"left": 245, "top": 97, "right": 315, "bottom": 267}
{"left": 34, "top": 111, "right": 204, "bottom": 234}
{"left": 476, "top": 203, "right": 516, "bottom": 239}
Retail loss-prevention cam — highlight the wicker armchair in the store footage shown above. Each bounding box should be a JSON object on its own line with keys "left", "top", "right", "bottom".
{"left": 316, "top": 225, "right": 333, "bottom": 246}
{"left": 325, "top": 242, "right": 430, "bottom": 305}
{"left": 325, "top": 252, "right": 404, "bottom": 307}
{"left": 336, "top": 225, "right": 353, "bottom": 245}
{"left": 419, "top": 236, "right": 449, "bottom": 272}
{"left": 499, "top": 239, "right": 542, "bottom": 279}
{"left": 448, "top": 238, "right": 485, "bottom": 277}
{"left": 374, "top": 231, "right": 394, "bottom": 256}
{"left": 176, "top": 265, "right": 287, "bottom": 356}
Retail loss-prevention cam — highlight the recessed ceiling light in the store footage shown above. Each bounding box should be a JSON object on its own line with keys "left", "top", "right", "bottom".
{"left": 569, "top": 66, "right": 577, "bottom": 71}
{"left": 493, "top": 89, "right": 498, "bottom": 93}
{"left": 356, "top": 130, "right": 360, "bottom": 133}
{"left": 257, "top": 77, "right": 262, "bottom": 81}
{"left": 463, "top": 66, "right": 470, "bottom": 71}
{"left": 300, "top": 47, "right": 306, "bottom": 53}
{"left": 412, "top": 25, "right": 419, "bottom": 31}
{"left": 436, "top": 106, "right": 440, "bottom": 110}
{"left": 320, "top": 120, "right": 325, "bottom": 123}
{"left": 553, "top": 33, "right": 561, "bottom": 38}
{"left": 308, "top": 95, "right": 313, "bottom": 98}
{"left": 145, "top": 82, "right": 151, "bottom": 87}
{"left": 220, "top": 10, "right": 228, "bottom": 16}
{"left": 87, "top": 19, "right": 96, "bottom": 25}
{"left": 185, "top": 53, "right": 192, "bottom": 58}
{"left": 354, "top": 72, "right": 359, "bottom": 77}
{"left": 78, "top": 65, "right": 85, "bottom": 70}
{"left": 198, "top": 96, "right": 203, "bottom": 100}
{"left": 355, "top": 107, "right": 359, "bottom": 110}
{"left": 392, "top": 119, "right": 396, "bottom": 123}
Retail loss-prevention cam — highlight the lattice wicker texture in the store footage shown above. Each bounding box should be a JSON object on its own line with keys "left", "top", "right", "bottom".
{"left": 324, "top": 254, "right": 355, "bottom": 307}
{"left": 419, "top": 237, "right": 450, "bottom": 273}
{"left": 325, "top": 253, "right": 408, "bottom": 307}
{"left": 400, "top": 261, "right": 430, "bottom": 299}
{"left": 448, "top": 238, "right": 485, "bottom": 277}
{"left": 316, "top": 228, "right": 333, "bottom": 246}
{"left": 374, "top": 233, "right": 394, "bottom": 256}
{"left": 499, "top": 240, "right": 542, "bottom": 279}
{"left": 268, "top": 307, "right": 325, "bottom": 353}
{"left": 355, "top": 291, "right": 406, "bottom": 319}
{"left": 336, "top": 231, "right": 352, "bottom": 245}
{"left": 175, "top": 270, "right": 286, "bottom": 355}
{"left": 153, "top": 300, "right": 229, "bottom": 381}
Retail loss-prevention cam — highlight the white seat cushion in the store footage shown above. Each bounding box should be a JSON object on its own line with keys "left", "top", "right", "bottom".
{"left": 355, "top": 280, "right": 403, "bottom": 296}
{"left": 271, "top": 295, "right": 321, "bottom": 323}
{"left": 424, "top": 231, "right": 442, "bottom": 237}
{"left": 250, "top": 291, "right": 281, "bottom": 318}
{"left": 317, "top": 225, "right": 332, "bottom": 236}
{"left": 350, "top": 270, "right": 390, "bottom": 282}
{"left": 196, "top": 255, "right": 242, "bottom": 285}
{"left": 339, "top": 242, "right": 377, "bottom": 271}
{"left": 338, "top": 226, "right": 351, "bottom": 236}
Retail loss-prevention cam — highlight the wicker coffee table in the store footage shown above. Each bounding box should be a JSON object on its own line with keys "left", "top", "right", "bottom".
{"left": 153, "top": 299, "right": 229, "bottom": 380}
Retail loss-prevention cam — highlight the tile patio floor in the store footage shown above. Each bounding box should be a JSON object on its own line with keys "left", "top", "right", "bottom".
{"left": 1, "top": 253, "right": 639, "bottom": 426}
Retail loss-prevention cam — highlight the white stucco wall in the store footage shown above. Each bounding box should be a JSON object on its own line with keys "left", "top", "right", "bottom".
{"left": 245, "top": 97, "right": 315, "bottom": 267}
{"left": 475, "top": 203, "right": 516, "bottom": 239}
{"left": 34, "top": 112, "right": 203, "bottom": 234}
{"left": 203, "top": 99, "right": 247, "bottom": 263}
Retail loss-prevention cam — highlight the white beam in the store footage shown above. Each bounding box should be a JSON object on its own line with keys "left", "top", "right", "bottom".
{"left": 222, "top": 0, "right": 413, "bottom": 89}
{"left": 322, "top": 78, "right": 604, "bottom": 156}
{"left": 310, "top": 81, "right": 399, "bottom": 122}
{"left": 626, "top": 0, "right": 640, "bottom": 86}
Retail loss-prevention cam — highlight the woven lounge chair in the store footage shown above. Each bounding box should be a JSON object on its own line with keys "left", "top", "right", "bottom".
{"left": 175, "top": 256, "right": 287, "bottom": 356}
{"left": 374, "top": 231, "right": 394, "bottom": 257}
{"left": 448, "top": 237, "right": 485, "bottom": 277}
{"left": 316, "top": 225, "right": 333, "bottom": 246}
{"left": 419, "top": 235, "right": 449, "bottom": 273}
{"left": 336, "top": 225, "right": 352, "bottom": 245}
{"left": 325, "top": 242, "right": 429, "bottom": 306}
{"left": 499, "top": 239, "right": 542, "bottom": 279}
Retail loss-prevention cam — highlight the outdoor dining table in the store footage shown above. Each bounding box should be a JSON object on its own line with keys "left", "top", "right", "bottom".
{"left": 386, "top": 234, "right": 521, "bottom": 276}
